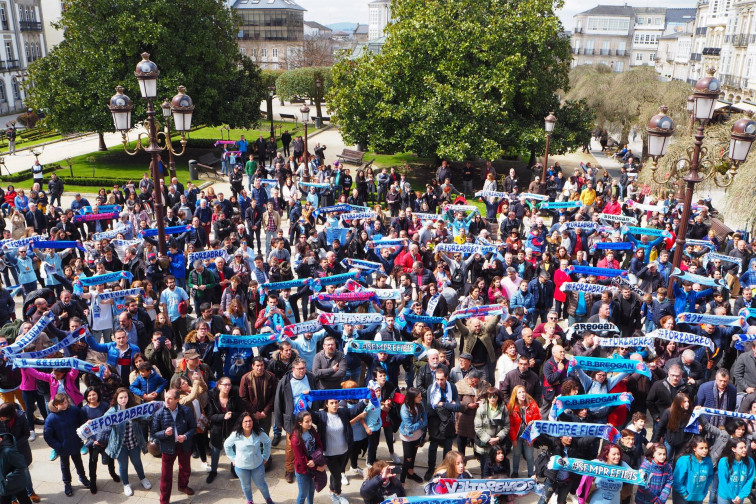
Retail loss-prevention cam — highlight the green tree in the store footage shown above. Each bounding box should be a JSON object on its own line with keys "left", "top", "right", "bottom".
{"left": 275, "top": 67, "right": 332, "bottom": 118}
{"left": 565, "top": 65, "right": 690, "bottom": 158}
{"left": 26, "top": 0, "right": 265, "bottom": 150}
{"left": 328, "top": 0, "right": 571, "bottom": 160}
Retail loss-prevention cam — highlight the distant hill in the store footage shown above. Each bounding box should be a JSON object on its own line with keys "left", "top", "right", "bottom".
{"left": 327, "top": 22, "right": 358, "bottom": 32}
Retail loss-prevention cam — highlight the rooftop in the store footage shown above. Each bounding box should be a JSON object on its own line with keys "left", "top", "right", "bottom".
{"left": 576, "top": 4, "right": 637, "bottom": 17}
{"left": 231, "top": 0, "right": 306, "bottom": 11}
{"left": 633, "top": 7, "right": 666, "bottom": 14}
{"left": 665, "top": 7, "right": 698, "bottom": 24}
{"left": 353, "top": 23, "right": 369, "bottom": 35}
{"left": 304, "top": 20, "right": 331, "bottom": 31}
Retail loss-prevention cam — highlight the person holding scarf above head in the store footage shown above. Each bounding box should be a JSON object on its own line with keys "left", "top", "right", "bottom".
{"left": 572, "top": 363, "right": 630, "bottom": 424}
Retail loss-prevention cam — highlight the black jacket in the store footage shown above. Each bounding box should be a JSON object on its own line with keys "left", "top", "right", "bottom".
{"left": 360, "top": 475, "right": 405, "bottom": 504}
{"left": 310, "top": 403, "right": 363, "bottom": 453}
{"left": 0, "top": 289, "right": 14, "bottom": 326}
{"left": 274, "top": 370, "right": 316, "bottom": 434}
{"left": 151, "top": 403, "right": 196, "bottom": 455}
{"left": 206, "top": 388, "right": 245, "bottom": 448}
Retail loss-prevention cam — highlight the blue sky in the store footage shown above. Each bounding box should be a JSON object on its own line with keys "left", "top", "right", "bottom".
{"left": 295, "top": 0, "right": 698, "bottom": 33}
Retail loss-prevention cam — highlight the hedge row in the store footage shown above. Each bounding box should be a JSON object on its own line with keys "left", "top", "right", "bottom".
{"left": 0, "top": 164, "right": 62, "bottom": 183}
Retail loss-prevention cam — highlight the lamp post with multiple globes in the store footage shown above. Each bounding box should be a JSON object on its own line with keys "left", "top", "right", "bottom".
{"left": 646, "top": 68, "right": 756, "bottom": 298}
{"left": 108, "top": 52, "right": 195, "bottom": 257}
{"left": 541, "top": 112, "right": 557, "bottom": 194}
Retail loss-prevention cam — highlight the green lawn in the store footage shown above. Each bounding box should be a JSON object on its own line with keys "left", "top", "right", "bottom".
{"left": 366, "top": 152, "right": 433, "bottom": 170}
{"left": 185, "top": 121, "right": 317, "bottom": 143}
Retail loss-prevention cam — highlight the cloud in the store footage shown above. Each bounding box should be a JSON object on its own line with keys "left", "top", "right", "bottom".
{"left": 294, "top": 0, "right": 699, "bottom": 35}
{"left": 296, "top": 0, "right": 371, "bottom": 26}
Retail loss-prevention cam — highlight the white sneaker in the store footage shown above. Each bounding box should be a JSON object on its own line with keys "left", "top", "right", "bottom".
{"left": 330, "top": 493, "right": 341, "bottom": 504}
{"left": 366, "top": 462, "right": 372, "bottom": 469}
{"left": 28, "top": 430, "right": 36, "bottom": 442}
{"left": 140, "top": 478, "right": 152, "bottom": 490}
{"left": 390, "top": 453, "right": 401, "bottom": 464}
{"left": 124, "top": 484, "right": 134, "bottom": 496}
{"left": 350, "top": 467, "right": 363, "bottom": 477}
{"left": 202, "top": 462, "right": 212, "bottom": 473}
{"left": 341, "top": 473, "right": 348, "bottom": 487}
{"left": 339, "top": 495, "right": 349, "bottom": 504}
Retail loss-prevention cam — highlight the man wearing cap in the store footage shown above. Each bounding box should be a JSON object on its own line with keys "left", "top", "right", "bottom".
{"left": 449, "top": 353, "right": 474, "bottom": 383}
{"left": 637, "top": 261, "right": 663, "bottom": 294}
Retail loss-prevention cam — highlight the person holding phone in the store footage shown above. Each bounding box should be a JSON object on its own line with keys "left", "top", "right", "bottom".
{"left": 360, "top": 461, "right": 404, "bottom": 504}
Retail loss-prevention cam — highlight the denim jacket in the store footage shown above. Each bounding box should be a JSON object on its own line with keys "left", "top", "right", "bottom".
{"left": 398, "top": 403, "right": 427, "bottom": 438}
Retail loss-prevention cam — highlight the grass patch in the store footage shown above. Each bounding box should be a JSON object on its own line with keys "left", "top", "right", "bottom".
{"left": 185, "top": 121, "right": 318, "bottom": 144}
{"left": 366, "top": 152, "right": 434, "bottom": 170}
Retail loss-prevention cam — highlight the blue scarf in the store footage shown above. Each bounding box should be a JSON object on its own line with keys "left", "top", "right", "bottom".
{"left": 388, "top": 492, "right": 493, "bottom": 504}
{"left": 78, "top": 271, "right": 133, "bottom": 286}
{"left": 308, "top": 271, "right": 361, "bottom": 292}
{"left": 96, "top": 288, "right": 144, "bottom": 301}
{"left": 73, "top": 212, "right": 120, "bottom": 223}
{"left": 596, "top": 336, "right": 654, "bottom": 348}
{"left": 346, "top": 339, "right": 424, "bottom": 357}
{"left": 77, "top": 401, "right": 163, "bottom": 441}
{"left": 589, "top": 242, "right": 633, "bottom": 253}
{"left": 216, "top": 333, "right": 280, "bottom": 349}
{"left": 547, "top": 456, "right": 647, "bottom": 486}
{"left": 34, "top": 240, "right": 86, "bottom": 252}
{"left": 671, "top": 267, "right": 726, "bottom": 289}
{"left": 686, "top": 407, "right": 756, "bottom": 434}
{"left": 313, "top": 204, "right": 352, "bottom": 217}
{"left": 433, "top": 479, "right": 542, "bottom": 497}
{"left": 11, "top": 357, "right": 105, "bottom": 379}
{"left": 648, "top": 329, "right": 715, "bottom": 352}
{"left": 560, "top": 282, "right": 608, "bottom": 294}
{"left": 139, "top": 224, "right": 191, "bottom": 237}
{"left": 540, "top": 201, "right": 582, "bottom": 210}
{"left": 188, "top": 249, "right": 230, "bottom": 263}
{"left": 12, "top": 327, "right": 90, "bottom": 359}
{"left": 734, "top": 333, "right": 756, "bottom": 351}
{"left": 341, "top": 258, "right": 385, "bottom": 273}
{"left": 294, "top": 387, "right": 379, "bottom": 414}
{"left": 676, "top": 312, "right": 745, "bottom": 328}
{"left": 623, "top": 225, "right": 670, "bottom": 238}
{"left": 520, "top": 421, "right": 621, "bottom": 444}
{"left": 554, "top": 392, "right": 633, "bottom": 417}
{"left": 568, "top": 356, "right": 650, "bottom": 378}
{"left": 565, "top": 265, "right": 627, "bottom": 278}
{"left": 1, "top": 311, "right": 55, "bottom": 355}
{"left": 436, "top": 243, "right": 498, "bottom": 255}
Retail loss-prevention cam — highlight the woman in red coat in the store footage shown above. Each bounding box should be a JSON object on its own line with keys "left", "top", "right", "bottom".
{"left": 553, "top": 258, "right": 572, "bottom": 320}
{"left": 290, "top": 411, "right": 326, "bottom": 504}
{"left": 507, "top": 385, "right": 541, "bottom": 478}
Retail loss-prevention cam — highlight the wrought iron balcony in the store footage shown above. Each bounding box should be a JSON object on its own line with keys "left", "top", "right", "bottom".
{"left": 19, "top": 21, "right": 41, "bottom": 31}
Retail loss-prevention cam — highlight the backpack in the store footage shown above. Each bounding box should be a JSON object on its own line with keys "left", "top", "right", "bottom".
{"left": 0, "top": 436, "right": 30, "bottom": 496}
{"left": 535, "top": 449, "right": 550, "bottom": 478}
{"left": 451, "top": 267, "right": 465, "bottom": 291}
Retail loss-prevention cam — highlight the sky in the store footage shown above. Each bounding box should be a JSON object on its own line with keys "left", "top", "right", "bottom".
{"left": 295, "top": 0, "right": 698, "bottom": 33}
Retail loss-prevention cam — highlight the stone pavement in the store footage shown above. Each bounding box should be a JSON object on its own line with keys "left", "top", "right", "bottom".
{"left": 22, "top": 404, "right": 545, "bottom": 504}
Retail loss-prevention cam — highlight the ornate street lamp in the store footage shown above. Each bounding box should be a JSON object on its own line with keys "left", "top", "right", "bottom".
{"left": 268, "top": 86, "right": 275, "bottom": 139}
{"left": 108, "top": 52, "right": 195, "bottom": 257}
{"left": 541, "top": 111, "right": 557, "bottom": 194}
{"left": 300, "top": 105, "right": 310, "bottom": 182}
{"left": 647, "top": 69, "right": 756, "bottom": 297}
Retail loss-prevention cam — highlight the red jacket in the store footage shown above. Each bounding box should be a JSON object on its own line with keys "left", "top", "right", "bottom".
{"left": 553, "top": 268, "right": 571, "bottom": 303}
{"left": 602, "top": 200, "right": 622, "bottom": 215}
{"left": 508, "top": 400, "right": 541, "bottom": 442}
{"left": 291, "top": 428, "right": 324, "bottom": 474}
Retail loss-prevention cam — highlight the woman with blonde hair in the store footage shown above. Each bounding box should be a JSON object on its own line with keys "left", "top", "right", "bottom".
{"left": 427, "top": 450, "right": 473, "bottom": 493}
{"left": 507, "top": 384, "right": 541, "bottom": 477}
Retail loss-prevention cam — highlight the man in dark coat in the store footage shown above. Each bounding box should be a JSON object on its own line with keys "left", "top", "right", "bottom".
{"left": 500, "top": 355, "right": 542, "bottom": 403}
{"left": 646, "top": 364, "right": 689, "bottom": 426}
{"left": 152, "top": 389, "right": 196, "bottom": 501}
{"left": 696, "top": 368, "right": 737, "bottom": 428}
{"left": 423, "top": 367, "right": 462, "bottom": 481}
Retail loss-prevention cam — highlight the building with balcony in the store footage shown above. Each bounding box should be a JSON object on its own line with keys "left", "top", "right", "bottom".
{"left": 368, "top": 0, "right": 391, "bottom": 40}
{"left": 571, "top": 5, "right": 635, "bottom": 72}
{"left": 233, "top": 0, "right": 306, "bottom": 70}
{"left": 631, "top": 7, "right": 666, "bottom": 67}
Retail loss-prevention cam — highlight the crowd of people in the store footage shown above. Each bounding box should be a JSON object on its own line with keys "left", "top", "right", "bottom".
{"left": 0, "top": 136, "right": 754, "bottom": 504}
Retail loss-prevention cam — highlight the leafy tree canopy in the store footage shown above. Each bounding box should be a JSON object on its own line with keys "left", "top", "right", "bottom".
{"left": 565, "top": 65, "right": 690, "bottom": 156}
{"left": 328, "top": 0, "right": 573, "bottom": 160}
{"left": 26, "top": 0, "right": 265, "bottom": 137}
